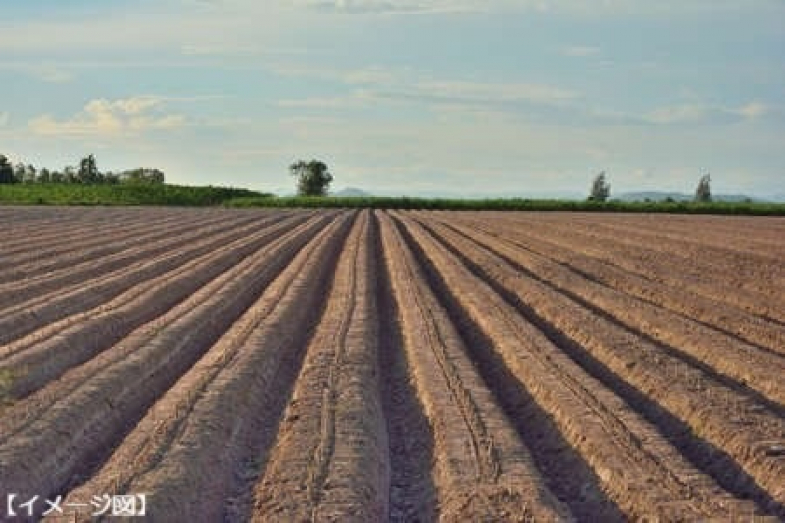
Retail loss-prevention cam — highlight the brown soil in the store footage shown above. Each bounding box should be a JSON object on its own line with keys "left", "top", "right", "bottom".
{"left": 0, "top": 208, "right": 780, "bottom": 521}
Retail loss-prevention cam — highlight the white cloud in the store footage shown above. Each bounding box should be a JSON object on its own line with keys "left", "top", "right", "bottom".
{"left": 274, "top": 64, "right": 582, "bottom": 115}
{"left": 644, "top": 101, "right": 780, "bottom": 125}
{"left": 413, "top": 80, "right": 580, "bottom": 105}
{"left": 277, "top": 97, "right": 355, "bottom": 109}
{"left": 562, "top": 45, "right": 600, "bottom": 57}
{"left": 29, "top": 97, "right": 187, "bottom": 137}
{"left": 31, "top": 66, "right": 74, "bottom": 84}
{"left": 285, "top": 0, "right": 781, "bottom": 16}
{"left": 734, "top": 101, "right": 768, "bottom": 119}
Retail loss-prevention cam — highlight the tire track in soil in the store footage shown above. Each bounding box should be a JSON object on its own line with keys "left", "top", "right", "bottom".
{"left": 253, "top": 210, "right": 389, "bottom": 521}
{"left": 379, "top": 212, "right": 570, "bottom": 522}
{"left": 54, "top": 212, "right": 354, "bottom": 523}
{"left": 408, "top": 213, "right": 785, "bottom": 516}
{"left": 397, "top": 212, "right": 772, "bottom": 521}
{"left": 375, "top": 211, "right": 438, "bottom": 522}
{"left": 0, "top": 212, "right": 336, "bottom": 508}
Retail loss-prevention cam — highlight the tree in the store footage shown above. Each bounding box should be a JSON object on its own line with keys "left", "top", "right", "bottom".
{"left": 694, "top": 173, "right": 712, "bottom": 203}
{"left": 588, "top": 171, "right": 611, "bottom": 202}
{"left": 0, "top": 155, "right": 15, "bottom": 184}
{"left": 78, "top": 154, "right": 99, "bottom": 184}
{"left": 290, "top": 160, "right": 333, "bottom": 196}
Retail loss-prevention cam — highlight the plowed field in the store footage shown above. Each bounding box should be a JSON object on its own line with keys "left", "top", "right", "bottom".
{"left": 1, "top": 207, "right": 783, "bottom": 522}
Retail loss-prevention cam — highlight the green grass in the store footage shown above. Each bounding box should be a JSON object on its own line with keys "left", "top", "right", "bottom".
{"left": 3, "top": 184, "right": 783, "bottom": 214}
{"left": 225, "top": 195, "right": 785, "bottom": 215}
{"left": 0, "top": 183, "right": 267, "bottom": 206}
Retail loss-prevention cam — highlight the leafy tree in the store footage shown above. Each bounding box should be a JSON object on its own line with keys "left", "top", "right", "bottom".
{"left": 290, "top": 160, "right": 333, "bottom": 196}
{"left": 588, "top": 171, "right": 611, "bottom": 202}
{"left": 695, "top": 173, "right": 712, "bottom": 203}
{"left": 78, "top": 154, "right": 99, "bottom": 184}
{"left": 0, "top": 155, "right": 15, "bottom": 184}
{"left": 38, "top": 168, "right": 51, "bottom": 184}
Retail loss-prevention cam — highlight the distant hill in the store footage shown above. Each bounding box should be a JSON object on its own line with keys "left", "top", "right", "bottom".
{"left": 616, "top": 191, "right": 765, "bottom": 203}
{"left": 332, "top": 187, "right": 372, "bottom": 197}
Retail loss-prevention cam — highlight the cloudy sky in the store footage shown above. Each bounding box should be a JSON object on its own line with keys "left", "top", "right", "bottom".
{"left": 2, "top": 0, "right": 784, "bottom": 197}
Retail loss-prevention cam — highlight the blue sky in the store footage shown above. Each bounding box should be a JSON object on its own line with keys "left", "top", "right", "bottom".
{"left": 1, "top": 0, "right": 784, "bottom": 197}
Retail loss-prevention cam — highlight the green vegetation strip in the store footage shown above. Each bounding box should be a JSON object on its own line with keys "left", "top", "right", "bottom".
{"left": 0, "top": 184, "right": 265, "bottom": 207}
{"left": 3, "top": 185, "right": 784, "bottom": 214}
{"left": 226, "top": 196, "right": 785, "bottom": 215}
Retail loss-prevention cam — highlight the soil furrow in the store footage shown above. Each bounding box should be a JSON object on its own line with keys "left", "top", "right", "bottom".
{"left": 0, "top": 209, "right": 195, "bottom": 268}
{"left": 484, "top": 212, "right": 785, "bottom": 323}
{"left": 0, "top": 211, "right": 298, "bottom": 347}
{"left": 0, "top": 208, "right": 178, "bottom": 253}
{"left": 54, "top": 212, "right": 353, "bottom": 522}
{"left": 375, "top": 210, "right": 438, "bottom": 521}
{"left": 406, "top": 212, "right": 785, "bottom": 516}
{"left": 379, "top": 212, "right": 570, "bottom": 522}
{"left": 0, "top": 213, "right": 316, "bottom": 434}
{"left": 445, "top": 212, "right": 785, "bottom": 355}
{"left": 566, "top": 214, "right": 785, "bottom": 260}
{"left": 430, "top": 214, "right": 785, "bottom": 406}
{"left": 0, "top": 211, "right": 275, "bottom": 311}
{"left": 397, "top": 211, "right": 777, "bottom": 520}
{"left": 0, "top": 212, "right": 335, "bottom": 508}
{"left": 0, "top": 214, "right": 312, "bottom": 400}
{"left": 253, "top": 210, "right": 390, "bottom": 521}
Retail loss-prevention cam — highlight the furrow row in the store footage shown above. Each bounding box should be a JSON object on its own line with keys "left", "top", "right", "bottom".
{"left": 0, "top": 212, "right": 301, "bottom": 347}
{"left": 0, "top": 208, "right": 200, "bottom": 263}
{"left": 55, "top": 211, "right": 354, "bottom": 522}
{"left": 428, "top": 213, "right": 785, "bottom": 405}
{"left": 253, "top": 210, "right": 388, "bottom": 521}
{"left": 379, "top": 212, "right": 571, "bottom": 522}
{"left": 492, "top": 212, "right": 785, "bottom": 322}
{"left": 405, "top": 212, "right": 784, "bottom": 516}
{"left": 395, "top": 212, "right": 767, "bottom": 520}
{"left": 445, "top": 212, "right": 784, "bottom": 355}
{"left": 0, "top": 212, "right": 335, "bottom": 507}
{"left": 0, "top": 211, "right": 280, "bottom": 311}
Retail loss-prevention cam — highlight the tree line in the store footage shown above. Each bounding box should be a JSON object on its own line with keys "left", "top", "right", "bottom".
{"left": 588, "top": 171, "right": 713, "bottom": 203}
{"left": 0, "top": 154, "right": 165, "bottom": 185}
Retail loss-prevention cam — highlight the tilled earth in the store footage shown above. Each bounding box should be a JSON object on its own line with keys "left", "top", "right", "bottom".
{"left": 0, "top": 207, "right": 783, "bottom": 521}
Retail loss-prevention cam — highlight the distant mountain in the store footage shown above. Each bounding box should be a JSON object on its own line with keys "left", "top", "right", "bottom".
{"left": 616, "top": 191, "right": 766, "bottom": 203}
{"left": 332, "top": 187, "right": 372, "bottom": 197}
